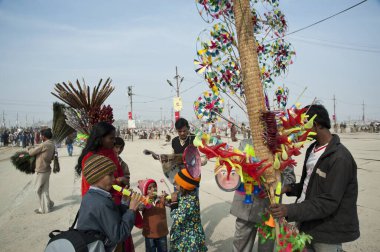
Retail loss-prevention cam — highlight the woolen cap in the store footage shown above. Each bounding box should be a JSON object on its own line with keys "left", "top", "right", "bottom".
{"left": 83, "top": 154, "right": 116, "bottom": 185}
{"left": 138, "top": 179, "right": 157, "bottom": 196}
{"left": 174, "top": 168, "right": 200, "bottom": 191}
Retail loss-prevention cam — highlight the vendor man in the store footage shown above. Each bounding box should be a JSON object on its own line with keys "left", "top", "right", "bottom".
{"left": 270, "top": 104, "right": 359, "bottom": 252}
{"left": 172, "top": 118, "right": 195, "bottom": 154}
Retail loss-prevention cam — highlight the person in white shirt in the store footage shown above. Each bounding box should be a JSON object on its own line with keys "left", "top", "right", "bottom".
{"left": 270, "top": 104, "right": 359, "bottom": 252}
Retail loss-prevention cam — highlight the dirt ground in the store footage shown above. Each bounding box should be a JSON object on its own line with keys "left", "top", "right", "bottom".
{"left": 0, "top": 133, "right": 378, "bottom": 251}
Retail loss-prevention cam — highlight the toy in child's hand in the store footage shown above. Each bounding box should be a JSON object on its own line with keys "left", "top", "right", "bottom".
{"left": 161, "top": 191, "right": 172, "bottom": 200}
{"left": 143, "top": 150, "right": 184, "bottom": 183}
{"left": 152, "top": 191, "right": 171, "bottom": 201}
{"left": 112, "top": 185, "right": 152, "bottom": 209}
{"left": 170, "top": 192, "right": 178, "bottom": 203}
{"left": 160, "top": 179, "right": 172, "bottom": 194}
{"left": 167, "top": 192, "right": 179, "bottom": 209}
{"left": 143, "top": 149, "right": 160, "bottom": 160}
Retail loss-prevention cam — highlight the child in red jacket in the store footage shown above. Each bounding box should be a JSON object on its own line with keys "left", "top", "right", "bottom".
{"left": 138, "top": 179, "right": 169, "bottom": 252}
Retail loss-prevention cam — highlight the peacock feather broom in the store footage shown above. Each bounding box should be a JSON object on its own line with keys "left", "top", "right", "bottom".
{"left": 52, "top": 102, "right": 75, "bottom": 143}
{"left": 52, "top": 102, "right": 75, "bottom": 173}
{"left": 51, "top": 78, "right": 114, "bottom": 111}
{"left": 51, "top": 78, "right": 114, "bottom": 135}
{"left": 10, "top": 151, "right": 36, "bottom": 174}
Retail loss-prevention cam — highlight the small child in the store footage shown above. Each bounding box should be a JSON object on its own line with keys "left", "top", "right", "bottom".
{"left": 170, "top": 169, "right": 207, "bottom": 252}
{"left": 138, "top": 179, "right": 169, "bottom": 252}
{"left": 77, "top": 154, "right": 141, "bottom": 251}
{"left": 114, "top": 137, "right": 130, "bottom": 188}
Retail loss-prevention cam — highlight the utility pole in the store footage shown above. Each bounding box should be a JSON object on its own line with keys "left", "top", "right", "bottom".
{"left": 2, "top": 111, "right": 5, "bottom": 128}
{"left": 333, "top": 94, "right": 337, "bottom": 125}
{"left": 167, "top": 66, "right": 183, "bottom": 97}
{"left": 160, "top": 107, "right": 163, "bottom": 128}
{"left": 16, "top": 112, "right": 19, "bottom": 128}
{"left": 227, "top": 100, "right": 231, "bottom": 117}
{"left": 127, "top": 86, "right": 134, "bottom": 141}
{"left": 174, "top": 66, "right": 183, "bottom": 97}
{"left": 167, "top": 66, "right": 184, "bottom": 120}
{"left": 171, "top": 107, "right": 174, "bottom": 128}
{"left": 362, "top": 100, "right": 365, "bottom": 123}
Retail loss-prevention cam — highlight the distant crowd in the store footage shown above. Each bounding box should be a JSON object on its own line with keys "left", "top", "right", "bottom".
{"left": 1, "top": 121, "right": 378, "bottom": 148}
{"left": 333, "top": 122, "right": 380, "bottom": 133}
{"left": 118, "top": 123, "right": 249, "bottom": 143}
{"left": 0, "top": 127, "right": 45, "bottom": 147}
{"left": 119, "top": 128, "right": 174, "bottom": 141}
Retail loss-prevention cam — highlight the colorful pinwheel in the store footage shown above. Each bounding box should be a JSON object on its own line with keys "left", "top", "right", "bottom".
{"left": 274, "top": 86, "right": 289, "bottom": 109}
{"left": 194, "top": 91, "right": 224, "bottom": 123}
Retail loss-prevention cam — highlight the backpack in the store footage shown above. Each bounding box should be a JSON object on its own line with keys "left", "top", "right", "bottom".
{"left": 45, "top": 211, "right": 108, "bottom": 252}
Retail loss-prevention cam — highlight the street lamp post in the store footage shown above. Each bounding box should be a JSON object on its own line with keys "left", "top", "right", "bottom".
{"left": 167, "top": 66, "right": 184, "bottom": 121}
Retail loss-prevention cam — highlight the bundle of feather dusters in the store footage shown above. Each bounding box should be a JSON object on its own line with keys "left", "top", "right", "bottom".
{"left": 10, "top": 151, "right": 36, "bottom": 174}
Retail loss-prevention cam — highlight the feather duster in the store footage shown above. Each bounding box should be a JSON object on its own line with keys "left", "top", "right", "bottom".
{"left": 52, "top": 102, "right": 75, "bottom": 143}
{"left": 10, "top": 151, "right": 36, "bottom": 174}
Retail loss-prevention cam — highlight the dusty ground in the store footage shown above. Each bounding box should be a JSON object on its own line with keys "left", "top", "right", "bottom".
{"left": 0, "top": 133, "right": 378, "bottom": 252}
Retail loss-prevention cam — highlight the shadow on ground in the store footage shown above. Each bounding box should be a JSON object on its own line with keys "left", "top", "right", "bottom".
{"left": 201, "top": 202, "right": 234, "bottom": 251}
{"left": 50, "top": 194, "right": 81, "bottom": 212}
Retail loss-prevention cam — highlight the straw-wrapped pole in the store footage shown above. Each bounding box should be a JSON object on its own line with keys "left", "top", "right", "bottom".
{"left": 232, "top": 0, "right": 276, "bottom": 184}
{"left": 232, "top": 0, "right": 281, "bottom": 244}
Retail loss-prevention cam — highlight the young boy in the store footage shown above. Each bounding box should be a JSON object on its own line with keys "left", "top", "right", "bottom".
{"left": 77, "top": 154, "right": 142, "bottom": 251}
{"left": 138, "top": 179, "right": 169, "bottom": 252}
{"left": 114, "top": 137, "right": 130, "bottom": 188}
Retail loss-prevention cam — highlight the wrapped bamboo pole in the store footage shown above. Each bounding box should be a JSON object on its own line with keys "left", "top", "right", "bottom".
{"left": 232, "top": 0, "right": 276, "bottom": 184}
{"left": 232, "top": 0, "right": 280, "bottom": 242}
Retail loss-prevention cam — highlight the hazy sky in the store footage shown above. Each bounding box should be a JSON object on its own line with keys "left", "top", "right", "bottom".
{"left": 0, "top": 0, "right": 379, "bottom": 127}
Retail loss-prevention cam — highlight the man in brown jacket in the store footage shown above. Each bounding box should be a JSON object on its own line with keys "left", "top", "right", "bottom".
{"left": 28, "top": 128, "right": 55, "bottom": 214}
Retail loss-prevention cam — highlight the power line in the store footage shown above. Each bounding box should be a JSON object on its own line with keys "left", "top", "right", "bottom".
{"left": 134, "top": 95, "right": 173, "bottom": 104}
{"left": 0, "top": 101, "right": 51, "bottom": 107}
{"left": 290, "top": 35, "right": 378, "bottom": 50}
{"left": 134, "top": 81, "right": 203, "bottom": 104}
{"left": 289, "top": 35, "right": 380, "bottom": 54}
{"left": 133, "top": 94, "right": 161, "bottom": 99}
{"left": 179, "top": 81, "right": 203, "bottom": 93}
{"left": 335, "top": 98, "right": 362, "bottom": 106}
{"left": 133, "top": 79, "right": 203, "bottom": 100}
{"left": 284, "top": 0, "right": 368, "bottom": 37}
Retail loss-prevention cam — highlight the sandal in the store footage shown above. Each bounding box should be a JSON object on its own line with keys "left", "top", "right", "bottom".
{"left": 34, "top": 209, "right": 44, "bottom": 214}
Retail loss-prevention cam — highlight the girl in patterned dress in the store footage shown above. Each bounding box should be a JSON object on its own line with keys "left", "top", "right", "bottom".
{"left": 170, "top": 169, "right": 207, "bottom": 252}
